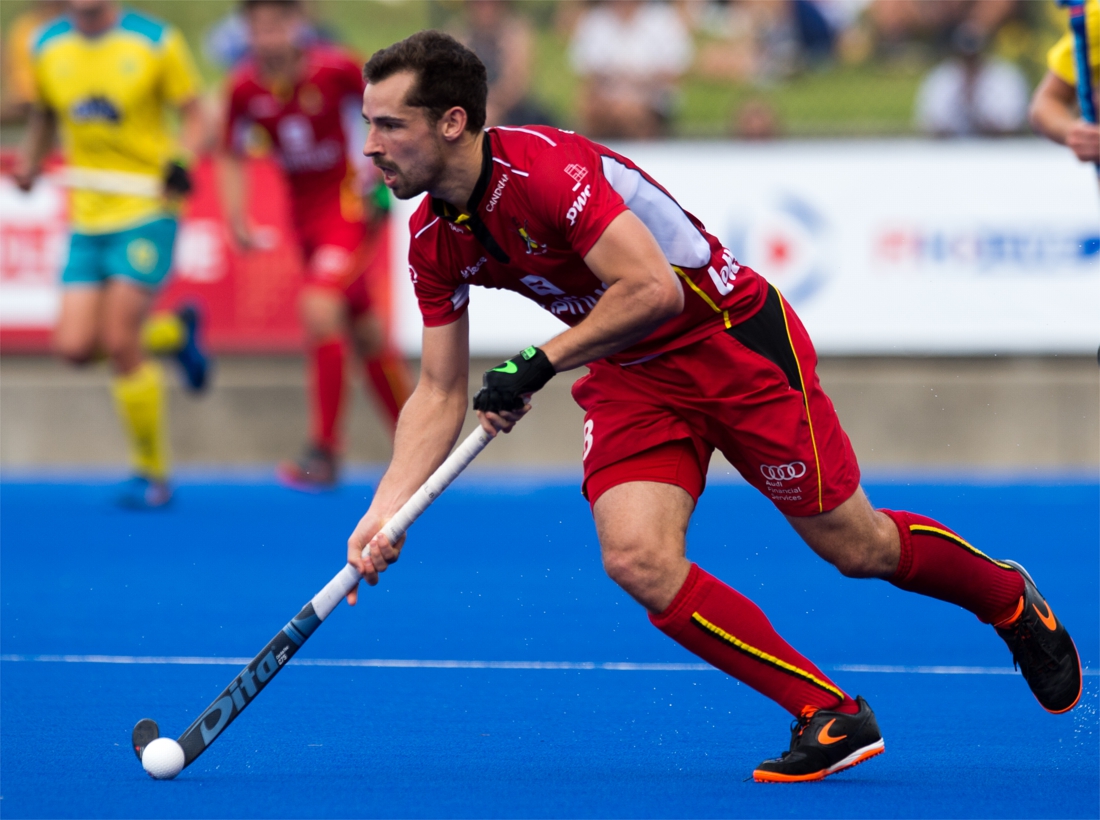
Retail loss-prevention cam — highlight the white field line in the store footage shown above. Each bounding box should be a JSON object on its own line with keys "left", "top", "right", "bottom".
{"left": 1, "top": 654, "right": 1095, "bottom": 676}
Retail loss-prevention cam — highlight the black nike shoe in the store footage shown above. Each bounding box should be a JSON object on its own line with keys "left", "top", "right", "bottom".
{"left": 753, "top": 696, "right": 884, "bottom": 783}
{"left": 994, "top": 560, "right": 1082, "bottom": 714}
{"left": 276, "top": 444, "right": 338, "bottom": 491}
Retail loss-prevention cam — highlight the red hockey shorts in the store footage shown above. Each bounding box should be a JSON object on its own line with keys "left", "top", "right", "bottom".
{"left": 574, "top": 285, "right": 860, "bottom": 517}
{"left": 295, "top": 189, "right": 384, "bottom": 318}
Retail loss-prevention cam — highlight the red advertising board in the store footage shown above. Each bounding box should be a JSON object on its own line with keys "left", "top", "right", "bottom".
{"left": 0, "top": 152, "right": 392, "bottom": 353}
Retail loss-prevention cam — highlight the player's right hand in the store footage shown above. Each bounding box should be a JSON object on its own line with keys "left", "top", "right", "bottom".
{"left": 346, "top": 510, "right": 406, "bottom": 603}
{"left": 1067, "top": 120, "right": 1100, "bottom": 163}
{"left": 11, "top": 164, "right": 38, "bottom": 193}
{"left": 163, "top": 160, "right": 193, "bottom": 197}
{"left": 477, "top": 403, "right": 532, "bottom": 437}
{"left": 228, "top": 216, "right": 255, "bottom": 251}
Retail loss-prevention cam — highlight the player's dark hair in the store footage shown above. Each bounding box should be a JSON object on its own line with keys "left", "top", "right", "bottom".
{"left": 240, "top": 0, "right": 301, "bottom": 13}
{"left": 363, "top": 31, "right": 487, "bottom": 134}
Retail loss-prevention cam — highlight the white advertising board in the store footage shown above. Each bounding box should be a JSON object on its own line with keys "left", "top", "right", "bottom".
{"left": 0, "top": 176, "right": 67, "bottom": 328}
{"left": 390, "top": 139, "right": 1099, "bottom": 356}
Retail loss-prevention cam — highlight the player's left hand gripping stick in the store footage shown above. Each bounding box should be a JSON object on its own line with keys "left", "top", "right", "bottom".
{"left": 473, "top": 346, "right": 556, "bottom": 413}
{"left": 132, "top": 427, "right": 494, "bottom": 779}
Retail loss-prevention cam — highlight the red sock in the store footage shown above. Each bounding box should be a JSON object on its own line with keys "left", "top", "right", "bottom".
{"left": 882, "top": 509, "right": 1024, "bottom": 624}
{"left": 650, "top": 564, "right": 859, "bottom": 717}
{"left": 310, "top": 338, "right": 346, "bottom": 452}
{"left": 364, "top": 349, "right": 412, "bottom": 430}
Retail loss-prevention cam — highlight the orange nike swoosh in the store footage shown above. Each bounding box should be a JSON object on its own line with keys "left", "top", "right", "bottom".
{"left": 1033, "top": 601, "right": 1057, "bottom": 631}
{"left": 817, "top": 719, "right": 848, "bottom": 745}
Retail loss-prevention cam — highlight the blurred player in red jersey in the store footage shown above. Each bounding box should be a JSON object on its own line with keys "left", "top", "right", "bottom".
{"left": 344, "top": 32, "right": 1082, "bottom": 782}
{"left": 219, "top": 0, "right": 412, "bottom": 489}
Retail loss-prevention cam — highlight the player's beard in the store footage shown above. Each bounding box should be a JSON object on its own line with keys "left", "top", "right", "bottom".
{"left": 377, "top": 141, "right": 446, "bottom": 201}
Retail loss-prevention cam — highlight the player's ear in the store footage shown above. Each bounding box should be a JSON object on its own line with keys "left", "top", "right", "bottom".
{"left": 438, "top": 106, "right": 469, "bottom": 143}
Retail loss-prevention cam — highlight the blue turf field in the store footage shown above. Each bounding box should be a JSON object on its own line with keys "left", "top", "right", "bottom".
{"left": 2, "top": 473, "right": 1097, "bottom": 818}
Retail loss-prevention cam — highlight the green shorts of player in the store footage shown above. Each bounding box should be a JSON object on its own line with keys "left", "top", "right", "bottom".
{"left": 61, "top": 216, "right": 178, "bottom": 290}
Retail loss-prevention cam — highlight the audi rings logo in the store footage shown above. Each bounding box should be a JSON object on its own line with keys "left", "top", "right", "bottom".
{"left": 760, "top": 462, "right": 807, "bottom": 482}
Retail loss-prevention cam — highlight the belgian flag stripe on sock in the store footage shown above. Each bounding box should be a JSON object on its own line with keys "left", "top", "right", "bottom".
{"left": 691, "top": 612, "right": 846, "bottom": 702}
{"left": 909, "top": 524, "right": 1016, "bottom": 570}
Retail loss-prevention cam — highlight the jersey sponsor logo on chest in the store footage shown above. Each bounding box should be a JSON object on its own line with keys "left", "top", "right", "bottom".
{"left": 566, "top": 185, "right": 591, "bottom": 226}
{"left": 519, "top": 275, "right": 607, "bottom": 316}
{"left": 514, "top": 220, "right": 548, "bottom": 255}
{"left": 276, "top": 114, "right": 342, "bottom": 172}
{"left": 248, "top": 95, "right": 282, "bottom": 118}
{"left": 70, "top": 96, "right": 121, "bottom": 123}
{"left": 707, "top": 248, "right": 740, "bottom": 296}
{"left": 485, "top": 173, "right": 509, "bottom": 212}
{"left": 461, "top": 256, "right": 488, "bottom": 279}
{"left": 549, "top": 284, "right": 607, "bottom": 317}
{"left": 564, "top": 163, "right": 588, "bottom": 190}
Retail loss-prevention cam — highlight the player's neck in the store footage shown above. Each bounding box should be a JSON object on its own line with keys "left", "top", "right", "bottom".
{"left": 73, "top": 5, "right": 119, "bottom": 37}
{"left": 258, "top": 49, "right": 305, "bottom": 86}
{"left": 431, "top": 131, "right": 487, "bottom": 214}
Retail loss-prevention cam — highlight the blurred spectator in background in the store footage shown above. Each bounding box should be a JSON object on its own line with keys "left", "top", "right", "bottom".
{"left": 569, "top": 0, "right": 693, "bottom": 138}
{"left": 694, "top": 0, "right": 851, "bottom": 84}
{"left": 869, "top": 0, "right": 1016, "bottom": 59}
{"left": 204, "top": 0, "right": 338, "bottom": 69}
{"left": 1, "top": 0, "right": 66, "bottom": 124}
{"left": 455, "top": 0, "right": 553, "bottom": 127}
{"left": 1029, "top": 0, "right": 1099, "bottom": 165}
{"left": 913, "top": 24, "right": 1028, "bottom": 137}
{"left": 731, "top": 98, "right": 782, "bottom": 139}
{"left": 219, "top": 0, "right": 412, "bottom": 489}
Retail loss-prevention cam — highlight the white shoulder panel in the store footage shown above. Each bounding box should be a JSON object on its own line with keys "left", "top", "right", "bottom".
{"left": 600, "top": 156, "right": 712, "bottom": 268}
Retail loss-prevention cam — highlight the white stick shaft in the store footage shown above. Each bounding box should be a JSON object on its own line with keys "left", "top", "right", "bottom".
{"left": 310, "top": 428, "right": 492, "bottom": 619}
{"left": 377, "top": 428, "right": 492, "bottom": 544}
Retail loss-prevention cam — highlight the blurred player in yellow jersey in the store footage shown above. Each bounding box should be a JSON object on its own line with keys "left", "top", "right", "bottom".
{"left": 1030, "top": 0, "right": 1100, "bottom": 164}
{"left": 13, "top": 0, "right": 211, "bottom": 508}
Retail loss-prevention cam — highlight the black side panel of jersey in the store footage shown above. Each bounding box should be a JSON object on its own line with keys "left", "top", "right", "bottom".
{"left": 726, "top": 286, "right": 804, "bottom": 393}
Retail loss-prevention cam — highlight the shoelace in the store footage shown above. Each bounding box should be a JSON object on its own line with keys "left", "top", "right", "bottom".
{"left": 1003, "top": 620, "right": 1060, "bottom": 675}
{"left": 786, "top": 706, "right": 819, "bottom": 751}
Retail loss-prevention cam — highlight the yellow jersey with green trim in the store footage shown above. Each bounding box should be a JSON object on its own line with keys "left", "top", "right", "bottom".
{"left": 1048, "top": 0, "right": 1100, "bottom": 93}
{"left": 31, "top": 9, "right": 201, "bottom": 234}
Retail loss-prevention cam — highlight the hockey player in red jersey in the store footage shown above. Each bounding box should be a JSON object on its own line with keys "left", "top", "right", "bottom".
{"left": 220, "top": 0, "right": 412, "bottom": 488}
{"left": 344, "top": 32, "right": 1081, "bottom": 781}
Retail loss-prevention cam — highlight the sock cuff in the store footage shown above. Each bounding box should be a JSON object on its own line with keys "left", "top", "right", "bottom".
{"left": 113, "top": 360, "right": 162, "bottom": 393}
{"left": 141, "top": 312, "right": 186, "bottom": 354}
{"left": 313, "top": 338, "right": 345, "bottom": 354}
{"left": 649, "top": 563, "right": 704, "bottom": 633}
{"left": 879, "top": 508, "right": 914, "bottom": 584}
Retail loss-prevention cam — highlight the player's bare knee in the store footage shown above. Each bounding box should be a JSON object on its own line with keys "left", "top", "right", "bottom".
{"left": 352, "top": 316, "right": 384, "bottom": 358}
{"left": 101, "top": 332, "right": 141, "bottom": 371}
{"left": 600, "top": 540, "right": 643, "bottom": 589}
{"left": 300, "top": 291, "right": 345, "bottom": 340}
{"left": 600, "top": 532, "right": 681, "bottom": 600}
{"left": 600, "top": 538, "right": 657, "bottom": 592}
{"left": 53, "top": 334, "right": 97, "bottom": 366}
{"left": 352, "top": 333, "right": 382, "bottom": 359}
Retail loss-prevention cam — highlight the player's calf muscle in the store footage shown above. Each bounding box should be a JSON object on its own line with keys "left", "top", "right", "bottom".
{"left": 787, "top": 491, "right": 900, "bottom": 579}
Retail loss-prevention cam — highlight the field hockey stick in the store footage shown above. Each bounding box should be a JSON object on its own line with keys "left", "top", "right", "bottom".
{"left": 56, "top": 167, "right": 163, "bottom": 198}
{"left": 131, "top": 427, "right": 494, "bottom": 770}
{"left": 1061, "top": 0, "right": 1099, "bottom": 176}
